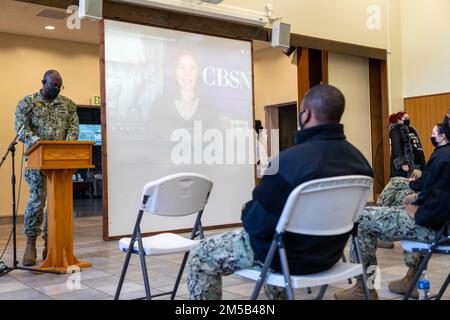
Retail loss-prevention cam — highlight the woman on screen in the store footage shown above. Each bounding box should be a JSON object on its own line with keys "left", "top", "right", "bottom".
{"left": 146, "top": 51, "right": 221, "bottom": 165}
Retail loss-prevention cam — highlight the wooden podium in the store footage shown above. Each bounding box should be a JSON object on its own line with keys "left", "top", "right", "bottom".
{"left": 25, "top": 140, "right": 95, "bottom": 273}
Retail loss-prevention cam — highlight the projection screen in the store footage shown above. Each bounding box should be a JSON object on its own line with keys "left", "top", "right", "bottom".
{"left": 104, "top": 20, "right": 255, "bottom": 237}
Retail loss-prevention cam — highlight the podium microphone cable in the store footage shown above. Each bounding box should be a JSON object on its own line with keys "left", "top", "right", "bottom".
{"left": 0, "top": 143, "right": 25, "bottom": 274}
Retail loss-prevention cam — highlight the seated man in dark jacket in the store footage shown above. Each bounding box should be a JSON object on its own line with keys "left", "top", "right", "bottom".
{"left": 187, "top": 84, "right": 373, "bottom": 300}
{"left": 336, "top": 119, "right": 450, "bottom": 300}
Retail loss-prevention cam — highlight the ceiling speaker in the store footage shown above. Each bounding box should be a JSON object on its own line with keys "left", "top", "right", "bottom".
{"left": 79, "top": 0, "right": 103, "bottom": 20}
{"left": 271, "top": 21, "right": 291, "bottom": 49}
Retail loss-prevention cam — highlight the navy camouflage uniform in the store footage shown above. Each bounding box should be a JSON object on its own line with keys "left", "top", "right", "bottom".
{"left": 187, "top": 229, "right": 287, "bottom": 300}
{"left": 375, "top": 176, "right": 415, "bottom": 207}
{"left": 349, "top": 206, "right": 436, "bottom": 269}
{"left": 14, "top": 92, "right": 79, "bottom": 240}
{"left": 349, "top": 177, "right": 435, "bottom": 269}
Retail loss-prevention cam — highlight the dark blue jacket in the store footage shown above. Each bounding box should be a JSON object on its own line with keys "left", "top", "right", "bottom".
{"left": 411, "top": 143, "right": 450, "bottom": 230}
{"left": 241, "top": 124, "right": 373, "bottom": 275}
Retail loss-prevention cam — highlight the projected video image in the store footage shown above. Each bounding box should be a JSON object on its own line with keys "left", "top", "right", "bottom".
{"left": 104, "top": 20, "right": 255, "bottom": 236}
{"left": 105, "top": 21, "right": 254, "bottom": 166}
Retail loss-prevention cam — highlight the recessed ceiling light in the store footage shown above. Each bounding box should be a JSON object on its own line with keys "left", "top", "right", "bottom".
{"left": 45, "top": 26, "right": 56, "bottom": 30}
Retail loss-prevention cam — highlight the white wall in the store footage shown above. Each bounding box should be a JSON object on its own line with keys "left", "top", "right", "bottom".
{"left": 253, "top": 47, "right": 298, "bottom": 128}
{"left": 253, "top": 47, "right": 373, "bottom": 165}
{"left": 328, "top": 52, "right": 373, "bottom": 165}
{"left": 400, "top": 0, "right": 450, "bottom": 97}
{"left": 387, "top": 0, "right": 404, "bottom": 113}
{"left": 0, "top": 32, "right": 100, "bottom": 217}
{"left": 222, "top": 0, "right": 389, "bottom": 49}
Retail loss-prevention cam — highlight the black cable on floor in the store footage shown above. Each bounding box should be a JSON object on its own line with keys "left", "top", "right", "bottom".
{"left": 0, "top": 143, "right": 25, "bottom": 264}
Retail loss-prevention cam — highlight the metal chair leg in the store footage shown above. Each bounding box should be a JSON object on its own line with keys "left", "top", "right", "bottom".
{"left": 315, "top": 285, "right": 328, "bottom": 300}
{"left": 435, "top": 273, "right": 450, "bottom": 300}
{"left": 136, "top": 231, "right": 152, "bottom": 300}
{"left": 114, "top": 241, "right": 135, "bottom": 300}
{"left": 278, "top": 247, "right": 294, "bottom": 300}
{"left": 170, "top": 252, "right": 189, "bottom": 300}
{"left": 251, "top": 240, "right": 277, "bottom": 300}
{"left": 115, "top": 212, "right": 144, "bottom": 301}
{"left": 342, "top": 252, "right": 353, "bottom": 284}
{"left": 353, "top": 235, "right": 371, "bottom": 301}
{"left": 403, "top": 251, "right": 432, "bottom": 300}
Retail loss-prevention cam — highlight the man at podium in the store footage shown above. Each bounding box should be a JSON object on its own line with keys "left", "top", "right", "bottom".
{"left": 14, "top": 70, "right": 79, "bottom": 266}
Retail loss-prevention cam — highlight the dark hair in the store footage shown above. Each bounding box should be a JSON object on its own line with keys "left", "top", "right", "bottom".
{"left": 443, "top": 113, "right": 450, "bottom": 139}
{"left": 436, "top": 123, "right": 450, "bottom": 140}
{"left": 302, "top": 84, "right": 345, "bottom": 123}
{"left": 388, "top": 112, "right": 406, "bottom": 125}
{"left": 254, "top": 120, "right": 263, "bottom": 132}
{"left": 436, "top": 123, "right": 445, "bottom": 135}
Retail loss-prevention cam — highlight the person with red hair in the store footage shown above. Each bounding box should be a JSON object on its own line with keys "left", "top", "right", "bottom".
{"left": 388, "top": 111, "right": 426, "bottom": 178}
{"left": 377, "top": 111, "right": 426, "bottom": 249}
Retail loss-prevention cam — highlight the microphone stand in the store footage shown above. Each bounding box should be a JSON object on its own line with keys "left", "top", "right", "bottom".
{"left": 0, "top": 126, "right": 60, "bottom": 276}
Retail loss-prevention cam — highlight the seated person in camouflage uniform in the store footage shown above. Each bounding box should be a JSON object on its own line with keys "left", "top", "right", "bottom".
{"left": 335, "top": 121, "right": 450, "bottom": 300}
{"left": 376, "top": 171, "right": 420, "bottom": 249}
{"left": 187, "top": 85, "right": 373, "bottom": 300}
{"left": 14, "top": 70, "right": 79, "bottom": 266}
{"left": 375, "top": 170, "right": 421, "bottom": 208}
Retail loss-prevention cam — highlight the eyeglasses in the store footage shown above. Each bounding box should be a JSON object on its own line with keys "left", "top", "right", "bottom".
{"left": 47, "top": 83, "right": 64, "bottom": 90}
{"left": 299, "top": 110, "right": 306, "bottom": 120}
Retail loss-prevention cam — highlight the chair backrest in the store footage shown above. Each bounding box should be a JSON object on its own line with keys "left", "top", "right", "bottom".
{"left": 275, "top": 175, "right": 373, "bottom": 236}
{"left": 141, "top": 173, "right": 213, "bottom": 217}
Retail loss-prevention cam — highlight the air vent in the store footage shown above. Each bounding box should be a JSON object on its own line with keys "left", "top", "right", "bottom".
{"left": 36, "top": 9, "right": 67, "bottom": 20}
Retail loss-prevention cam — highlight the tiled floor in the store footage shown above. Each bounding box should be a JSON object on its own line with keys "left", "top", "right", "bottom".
{"left": 0, "top": 205, "right": 449, "bottom": 300}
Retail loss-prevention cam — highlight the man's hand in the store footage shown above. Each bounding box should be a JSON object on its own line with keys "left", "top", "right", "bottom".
{"left": 409, "top": 169, "right": 422, "bottom": 181}
{"left": 405, "top": 204, "right": 418, "bottom": 219}
{"left": 403, "top": 193, "right": 419, "bottom": 219}
{"left": 402, "top": 164, "right": 410, "bottom": 172}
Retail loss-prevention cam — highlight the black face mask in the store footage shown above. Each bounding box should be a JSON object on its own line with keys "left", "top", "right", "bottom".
{"left": 431, "top": 136, "right": 439, "bottom": 147}
{"left": 299, "top": 110, "right": 309, "bottom": 130}
{"left": 42, "top": 86, "right": 60, "bottom": 100}
{"left": 403, "top": 119, "right": 410, "bottom": 127}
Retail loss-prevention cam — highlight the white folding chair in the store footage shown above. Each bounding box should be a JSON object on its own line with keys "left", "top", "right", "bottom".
{"left": 401, "top": 222, "right": 450, "bottom": 300}
{"left": 114, "top": 173, "right": 213, "bottom": 300}
{"left": 234, "top": 175, "right": 373, "bottom": 300}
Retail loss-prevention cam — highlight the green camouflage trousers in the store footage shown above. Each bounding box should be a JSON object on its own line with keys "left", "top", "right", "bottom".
{"left": 187, "top": 228, "right": 287, "bottom": 300}
{"left": 376, "top": 177, "right": 415, "bottom": 207}
{"left": 0, "top": 259, "right": 6, "bottom": 272}
{"left": 23, "top": 169, "right": 47, "bottom": 240}
{"left": 349, "top": 206, "right": 436, "bottom": 268}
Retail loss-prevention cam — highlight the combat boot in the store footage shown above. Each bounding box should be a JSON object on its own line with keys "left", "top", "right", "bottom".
{"left": 42, "top": 239, "right": 48, "bottom": 261}
{"left": 334, "top": 279, "right": 379, "bottom": 300}
{"left": 22, "top": 235, "right": 37, "bottom": 266}
{"left": 388, "top": 266, "right": 419, "bottom": 299}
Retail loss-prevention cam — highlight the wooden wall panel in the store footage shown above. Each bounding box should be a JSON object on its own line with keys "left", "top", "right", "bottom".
{"left": 369, "top": 59, "right": 390, "bottom": 198}
{"left": 297, "top": 47, "right": 310, "bottom": 105}
{"left": 405, "top": 92, "right": 450, "bottom": 160}
{"left": 297, "top": 48, "right": 329, "bottom": 105}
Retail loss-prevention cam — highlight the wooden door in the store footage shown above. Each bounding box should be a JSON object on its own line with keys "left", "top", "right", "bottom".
{"left": 405, "top": 92, "right": 450, "bottom": 160}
